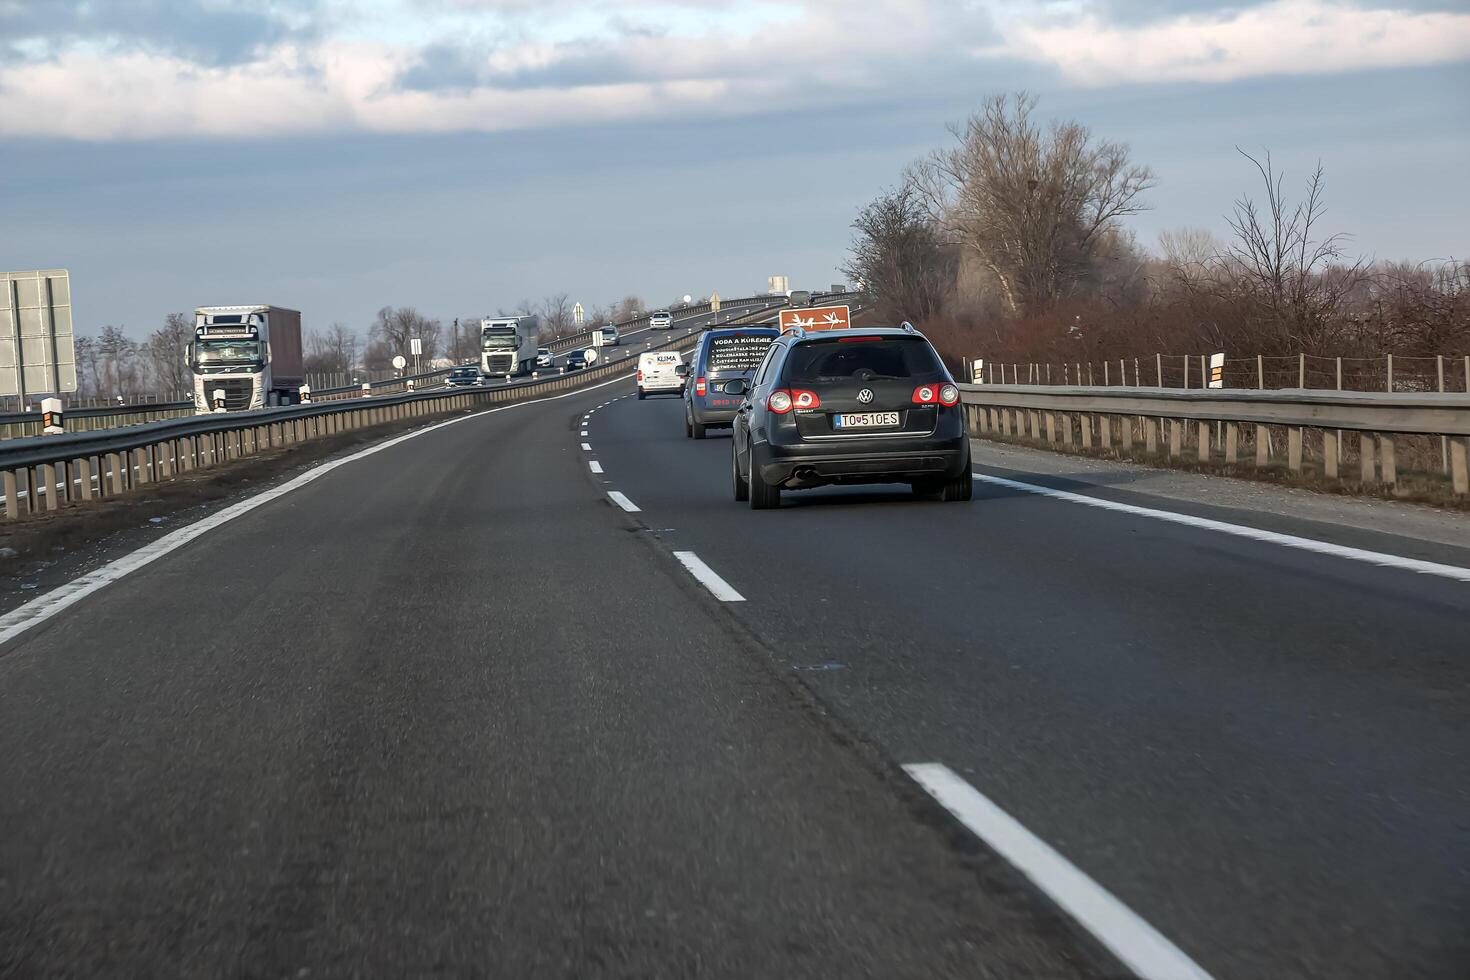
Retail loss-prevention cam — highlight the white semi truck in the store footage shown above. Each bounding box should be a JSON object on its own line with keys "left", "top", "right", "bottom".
{"left": 189, "top": 305, "right": 305, "bottom": 412}
{"left": 480, "top": 316, "right": 540, "bottom": 377}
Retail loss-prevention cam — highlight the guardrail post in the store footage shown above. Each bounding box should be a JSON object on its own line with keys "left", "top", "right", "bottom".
{"left": 1288, "top": 428, "right": 1303, "bottom": 472}
{"left": 1045, "top": 412, "right": 1057, "bottom": 443}
{"left": 1079, "top": 414, "right": 1092, "bottom": 449}
{"left": 1169, "top": 420, "right": 1181, "bottom": 458}
{"left": 1144, "top": 417, "right": 1157, "bottom": 454}
{"left": 1121, "top": 416, "right": 1134, "bottom": 453}
{"left": 1379, "top": 435, "right": 1397, "bottom": 489}
{"left": 3, "top": 469, "right": 17, "bottom": 519}
{"left": 1099, "top": 415, "right": 1111, "bottom": 450}
{"left": 1451, "top": 439, "right": 1468, "bottom": 496}
{"left": 1360, "top": 433, "right": 1376, "bottom": 483}
{"left": 78, "top": 457, "right": 94, "bottom": 500}
{"left": 108, "top": 452, "right": 125, "bottom": 494}
{"left": 1323, "top": 431, "right": 1339, "bottom": 479}
{"left": 39, "top": 463, "right": 57, "bottom": 511}
{"left": 1255, "top": 426, "right": 1270, "bottom": 467}
{"left": 1225, "top": 423, "right": 1238, "bottom": 465}
{"left": 1198, "top": 422, "right": 1211, "bottom": 462}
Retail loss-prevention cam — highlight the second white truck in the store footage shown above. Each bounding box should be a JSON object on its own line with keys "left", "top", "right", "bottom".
{"left": 480, "top": 316, "right": 540, "bottom": 377}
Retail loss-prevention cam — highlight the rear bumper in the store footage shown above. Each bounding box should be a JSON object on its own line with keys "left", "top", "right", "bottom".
{"left": 690, "top": 404, "right": 738, "bottom": 426}
{"left": 758, "top": 434, "right": 970, "bottom": 487}
{"left": 640, "top": 380, "right": 683, "bottom": 392}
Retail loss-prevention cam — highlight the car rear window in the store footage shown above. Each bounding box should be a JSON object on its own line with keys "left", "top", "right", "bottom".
{"left": 782, "top": 337, "right": 942, "bottom": 383}
{"left": 705, "top": 333, "right": 775, "bottom": 374}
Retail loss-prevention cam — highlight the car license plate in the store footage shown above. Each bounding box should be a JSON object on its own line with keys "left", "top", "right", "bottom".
{"left": 833, "top": 412, "right": 899, "bottom": 429}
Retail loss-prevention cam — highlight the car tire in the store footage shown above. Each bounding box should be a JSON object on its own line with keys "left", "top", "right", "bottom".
{"left": 940, "top": 452, "right": 974, "bottom": 502}
{"left": 691, "top": 417, "right": 707, "bottom": 440}
{"left": 748, "top": 444, "right": 780, "bottom": 510}
{"left": 637, "top": 389, "right": 646, "bottom": 401}
{"left": 732, "top": 442, "right": 749, "bottom": 501}
{"left": 684, "top": 411, "right": 692, "bottom": 438}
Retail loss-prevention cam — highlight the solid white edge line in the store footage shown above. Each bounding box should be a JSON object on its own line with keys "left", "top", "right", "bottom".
{"left": 974, "top": 472, "right": 1470, "bottom": 584}
{"left": 0, "top": 372, "right": 638, "bottom": 649}
{"left": 905, "top": 763, "right": 1214, "bottom": 980}
{"left": 588, "top": 461, "right": 603, "bottom": 474}
{"left": 672, "top": 551, "right": 746, "bottom": 602}
{"left": 607, "top": 490, "right": 640, "bottom": 512}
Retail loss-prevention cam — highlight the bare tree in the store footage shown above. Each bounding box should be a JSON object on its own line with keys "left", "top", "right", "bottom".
{"left": 370, "top": 306, "right": 444, "bottom": 365}
{"left": 540, "top": 293, "right": 574, "bottom": 339}
{"left": 843, "top": 180, "right": 955, "bottom": 323}
{"left": 95, "top": 325, "right": 140, "bottom": 397}
{"left": 306, "top": 322, "right": 360, "bottom": 377}
{"left": 1221, "top": 149, "right": 1366, "bottom": 351}
{"left": 146, "top": 313, "right": 194, "bottom": 396}
{"left": 915, "top": 92, "right": 1155, "bottom": 315}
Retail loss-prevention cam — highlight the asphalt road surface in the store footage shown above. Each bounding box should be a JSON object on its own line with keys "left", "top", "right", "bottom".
{"left": 3, "top": 368, "right": 1466, "bottom": 978}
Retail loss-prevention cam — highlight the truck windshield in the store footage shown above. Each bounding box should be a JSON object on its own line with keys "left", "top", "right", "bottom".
{"left": 196, "top": 339, "right": 262, "bottom": 366}
{"left": 482, "top": 332, "right": 519, "bottom": 350}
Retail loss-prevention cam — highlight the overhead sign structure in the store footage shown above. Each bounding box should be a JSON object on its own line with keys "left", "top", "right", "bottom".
{"left": 1, "top": 269, "right": 77, "bottom": 399}
{"left": 1208, "top": 352, "right": 1225, "bottom": 389}
{"left": 779, "top": 304, "right": 851, "bottom": 333}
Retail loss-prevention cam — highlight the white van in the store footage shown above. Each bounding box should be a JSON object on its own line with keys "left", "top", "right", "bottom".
{"left": 637, "top": 350, "right": 684, "bottom": 400}
{"left": 649, "top": 311, "right": 673, "bottom": 330}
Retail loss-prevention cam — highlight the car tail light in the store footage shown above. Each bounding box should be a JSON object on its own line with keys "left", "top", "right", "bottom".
{"left": 790, "top": 389, "right": 820, "bottom": 410}
{"left": 695, "top": 377, "right": 707, "bottom": 396}
{"left": 767, "top": 390, "right": 793, "bottom": 413}
{"left": 938, "top": 383, "right": 959, "bottom": 406}
{"left": 637, "top": 370, "right": 643, "bottom": 382}
{"left": 912, "top": 384, "right": 938, "bottom": 404}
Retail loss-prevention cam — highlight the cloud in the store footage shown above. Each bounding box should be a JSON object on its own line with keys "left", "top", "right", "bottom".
{"left": 985, "top": 0, "right": 1470, "bottom": 85}
{"left": 1, "top": 0, "right": 1466, "bottom": 140}
{"left": 0, "top": 0, "right": 320, "bottom": 66}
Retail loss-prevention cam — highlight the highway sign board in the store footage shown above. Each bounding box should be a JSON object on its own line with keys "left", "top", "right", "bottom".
{"left": 584, "top": 348, "right": 598, "bottom": 364}
{"left": 410, "top": 338, "right": 422, "bottom": 356}
{"left": 392, "top": 354, "right": 407, "bottom": 370}
{"left": 574, "top": 303, "right": 585, "bottom": 325}
{"left": 1, "top": 269, "right": 77, "bottom": 399}
{"left": 779, "top": 304, "right": 850, "bottom": 333}
{"left": 710, "top": 291, "right": 721, "bottom": 313}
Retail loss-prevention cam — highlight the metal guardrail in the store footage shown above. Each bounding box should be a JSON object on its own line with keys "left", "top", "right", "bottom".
{"left": 959, "top": 383, "right": 1470, "bottom": 495}
{"left": 0, "top": 328, "right": 700, "bottom": 520}
{"left": 0, "top": 400, "right": 194, "bottom": 439}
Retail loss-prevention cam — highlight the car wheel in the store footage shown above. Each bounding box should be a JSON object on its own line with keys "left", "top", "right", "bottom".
{"left": 940, "top": 452, "right": 974, "bottom": 502}
{"left": 691, "top": 417, "right": 707, "bottom": 440}
{"left": 637, "top": 389, "right": 646, "bottom": 401}
{"left": 732, "top": 441, "right": 749, "bottom": 501}
{"left": 684, "top": 410, "right": 692, "bottom": 438}
{"left": 748, "top": 443, "right": 780, "bottom": 510}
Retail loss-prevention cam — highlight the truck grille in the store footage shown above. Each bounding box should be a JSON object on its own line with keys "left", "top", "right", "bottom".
{"left": 205, "top": 378, "right": 254, "bottom": 410}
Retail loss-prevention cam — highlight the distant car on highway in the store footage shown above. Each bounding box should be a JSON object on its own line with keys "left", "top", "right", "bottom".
{"left": 731, "top": 325, "right": 972, "bottom": 508}
{"left": 564, "top": 350, "right": 589, "bottom": 372}
{"left": 679, "top": 327, "right": 779, "bottom": 439}
{"left": 649, "top": 311, "right": 673, "bottom": 330}
{"left": 445, "top": 365, "right": 484, "bottom": 387}
{"left": 597, "top": 324, "right": 620, "bottom": 346}
{"left": 536, "top": 348, "right": 553, "bottom": 367}
{"left": 637, "top": 350, "right": 684, "bottom": 400}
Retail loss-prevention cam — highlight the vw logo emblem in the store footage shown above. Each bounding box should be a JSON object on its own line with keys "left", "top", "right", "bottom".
{"left": 856, "top": 388, "right": 874, "bottom": 404}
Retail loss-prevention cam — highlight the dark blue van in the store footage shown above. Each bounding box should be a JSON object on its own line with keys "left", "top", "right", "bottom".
{"left": 680, "top": 327, "right": 780, "bottom": 439}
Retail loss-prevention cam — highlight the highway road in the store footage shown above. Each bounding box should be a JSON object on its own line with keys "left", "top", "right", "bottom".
{"left": 2, "top": 367, "right": 1466, "bottom": 978}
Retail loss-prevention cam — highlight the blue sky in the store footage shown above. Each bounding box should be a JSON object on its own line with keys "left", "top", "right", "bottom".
{"left": 2, "top": 0, "right": 1467, "bottom": 337}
